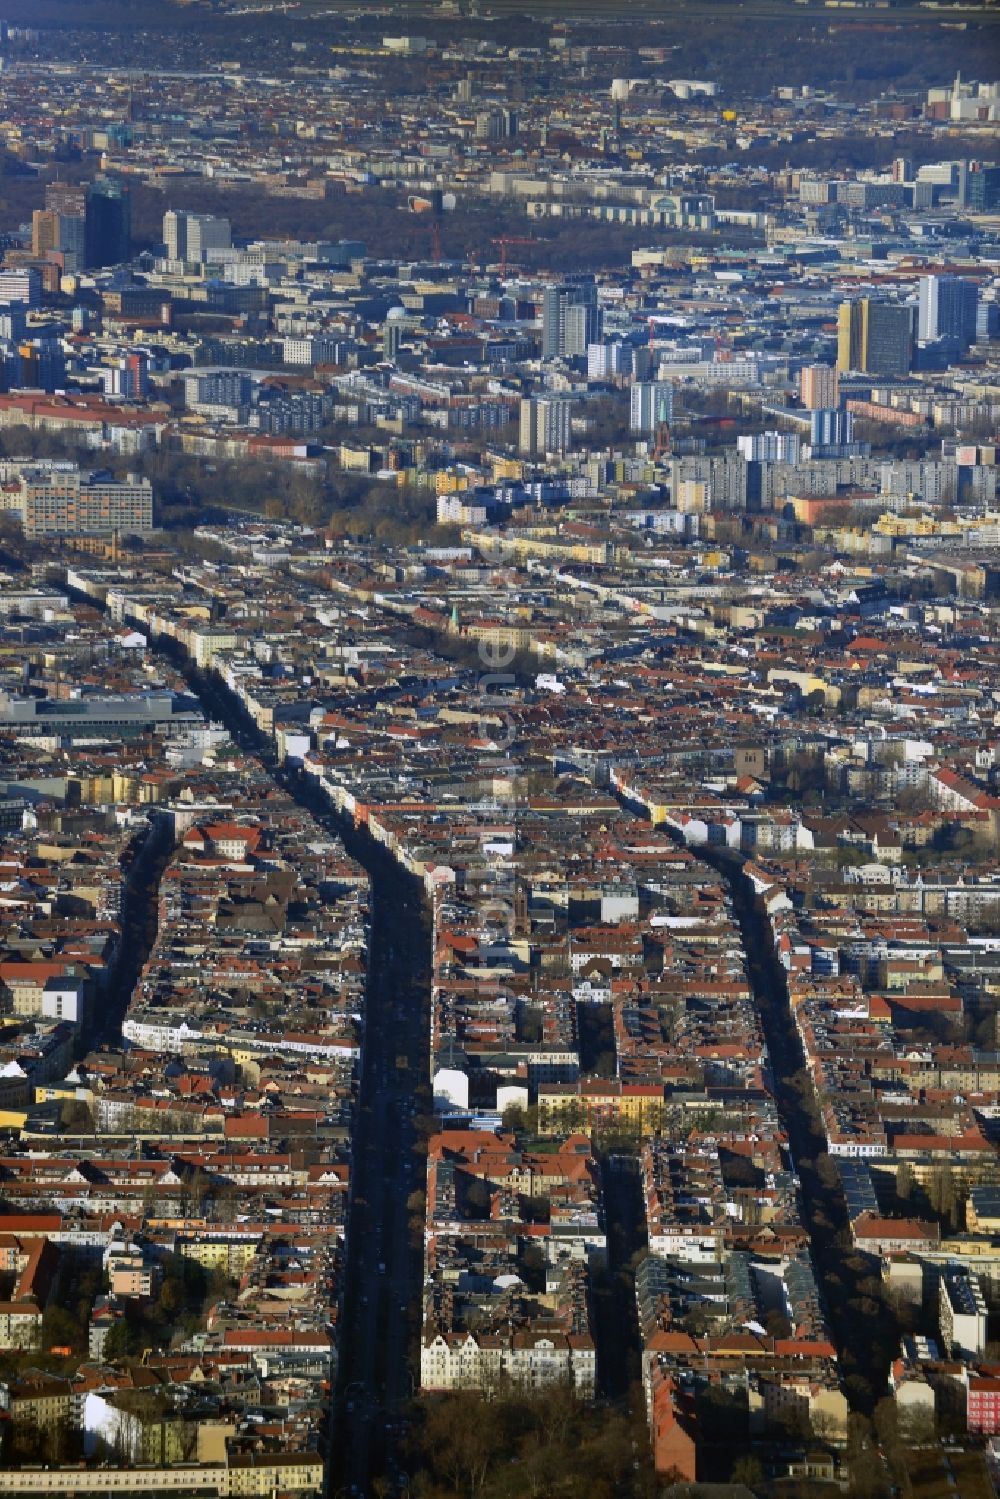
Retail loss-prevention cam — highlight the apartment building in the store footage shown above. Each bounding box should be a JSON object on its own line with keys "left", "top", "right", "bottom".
{"left": 18, "top": 466, "right": 153, "bottom": 538}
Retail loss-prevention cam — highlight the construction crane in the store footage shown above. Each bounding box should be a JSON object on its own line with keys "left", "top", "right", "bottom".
{"left": 409, "top": 194, "right": 443, "bottom": 264}
{"left": 490, "top": 236, "right": 534, "bottom": 274}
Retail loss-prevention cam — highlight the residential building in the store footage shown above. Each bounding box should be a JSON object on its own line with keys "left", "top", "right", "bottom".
{"left": 630, "top": 381, "right": 674, "bottom": 434}
{"left": 917, "top": 275, "right": 979, "bottom": 348}
{"left": 837, "top": 299, "right": 913, "bottom": 375}
{"left": 0, "top": 269, "right": 41, "bottom": 307}
{"left": 17, "top": 467, "right": 153, "bottom": 538}
{"left": 164, "top": 210, "right": 232, "bottom": 263}
{"left": 542, "top": 281, "right": 600, "bottom": 360}
{"left": 519, "top": 395, "right": 572, "bottom": 456}
{"left": 939, "top": 1269, "right": 988, "bottom": 1359}
{"left": 738, "top": 431, "right": 802, "bottom": 464}
{"left": 800, "top": 365, "right": 839, "bottom": 410}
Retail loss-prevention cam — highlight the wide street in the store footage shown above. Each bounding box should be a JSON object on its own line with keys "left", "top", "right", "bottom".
{"left": 160, "top": 656, "right": 430, "bottom": 1499}
{"left": 333, "top": 882, "right": 429, "bottom": 1499}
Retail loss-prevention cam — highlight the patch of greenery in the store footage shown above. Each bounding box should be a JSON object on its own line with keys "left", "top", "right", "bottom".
{"left": 404, "top": 1385, "right": 656, "bottom": 1499}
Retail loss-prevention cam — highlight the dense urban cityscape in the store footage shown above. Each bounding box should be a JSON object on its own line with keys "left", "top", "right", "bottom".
{"left": 0, "top": 0, "right": 997, "bottom": 1496}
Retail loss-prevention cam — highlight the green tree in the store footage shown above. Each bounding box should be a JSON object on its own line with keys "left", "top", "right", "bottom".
{"left": 41, "top": 1303, "right": 83, "bottom": 1353}
{"left": 847, "top": 1412, "right": 889, "bottom": 1499}
{"left": 422, "top": 1391, "right": 504, "bottom": 1496}
{"left": 463, "top": 1176, "right": 493, "bottom": 1218}
{"left": 60, "top": 1099, "right": 94, "bottom": 1133}
{"left": 9, "top": 1419, "right": 45, "bottom": 1463}
{"left": 159, "top": 1279, "right": 182, "bottom": 1320}
{"left": 102, "top": 1317, "right": 137, "bottom": 1362}
{"left": 731, "top": 1455, "right": 765, "bottom": 1493}
{"left": 927, "top": 1164, "right": 958, "bottom": 1229}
